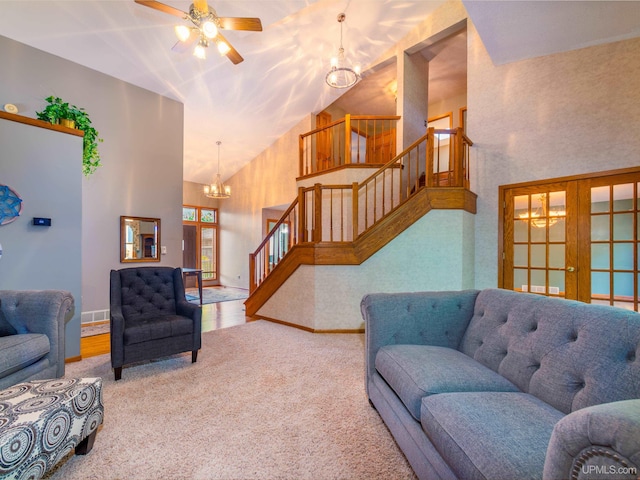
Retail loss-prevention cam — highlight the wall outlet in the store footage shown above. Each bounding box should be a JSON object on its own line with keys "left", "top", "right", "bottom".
{"left": 161, "top": 246, "right": 167, "bottom": 255}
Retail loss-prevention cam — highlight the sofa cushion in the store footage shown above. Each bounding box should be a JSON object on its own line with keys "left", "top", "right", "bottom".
{"left": 421, "top": 391, "right": 564, "bottom": 480}
{"left": 0, "top": 334, "right": 50, "bottom": 378}
{"left": 124, "top": 315, "right": 194, "bottom": 346}
{"left": 375, "top": 345, "right": 520, "bottom": 421}
{"left": 0, "top": 300, "right": 18, "bottom": 337}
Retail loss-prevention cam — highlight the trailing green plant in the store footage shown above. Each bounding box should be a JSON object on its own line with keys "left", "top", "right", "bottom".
{"left": 36, "top": 96, "right": 103, "bottom": 176}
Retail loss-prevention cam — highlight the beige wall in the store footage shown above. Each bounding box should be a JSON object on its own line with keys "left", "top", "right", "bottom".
{"left": 218, "top": 115, "right": 313, "bottom": 288}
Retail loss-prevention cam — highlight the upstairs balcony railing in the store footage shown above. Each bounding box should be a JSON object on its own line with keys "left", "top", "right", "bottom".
{"left": 250, "top": 127, "right": 473, "bottom": 292}
{"left": 299, "top": 115, "right": 400, "bottom": 177}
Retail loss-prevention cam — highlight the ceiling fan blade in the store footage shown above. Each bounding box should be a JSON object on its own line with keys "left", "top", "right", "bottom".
{"left": 171, "top": 29, "right": 199, "bottom": 54}
{"left": 134, "top": 0, "right": 187, "bottom": 18}
{"left": 193, "top": 0, "right": 209, "bottom": 14}
{"left": 216, "top": 32, "right": 244, "bottom": 64}
{"left": 218, "top": 17, "right": 263, "bottom": 32}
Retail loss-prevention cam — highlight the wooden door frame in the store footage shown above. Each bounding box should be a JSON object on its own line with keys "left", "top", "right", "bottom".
{"left": 499, "top": 166, "right": 640, "bottom": 298}
{"left": 182, "top": 205, "right": 220, "bottom": 286}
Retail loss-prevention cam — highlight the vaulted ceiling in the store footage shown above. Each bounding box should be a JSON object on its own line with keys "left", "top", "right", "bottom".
{"left": 0, "top": 1, "right": 638, "bottom": 184}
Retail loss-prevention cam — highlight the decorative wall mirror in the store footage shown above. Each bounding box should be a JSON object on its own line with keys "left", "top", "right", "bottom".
{"left": 120, "top": 216, "right": 161, "bottom": 263}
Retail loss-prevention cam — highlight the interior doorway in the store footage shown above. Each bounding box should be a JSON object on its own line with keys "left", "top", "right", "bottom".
{"left": 499, "top": 167, "right": 640, "bottom": 311}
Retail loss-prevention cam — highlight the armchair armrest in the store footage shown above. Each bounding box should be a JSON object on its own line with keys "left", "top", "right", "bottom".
{"left": 0, "top": 290, "right": 73, "bottom": 378}
{"left": 361, "top": 290, "right": 479, "bottom": 394}
{"left": 176, "top": 300, "right": 202, "bottom": 351}
{"left": 543, "top": 399, "right": 640, "bottom": 480}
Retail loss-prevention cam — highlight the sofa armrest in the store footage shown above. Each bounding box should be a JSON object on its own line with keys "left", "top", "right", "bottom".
{"left": 361, "top": 290, "right": 479, "bottom": 396}
{"left": 543, "top": 399, "right": 640, "bottom": 480}
{"left": 0, "top": 290, "right": 73, "bottom": 378}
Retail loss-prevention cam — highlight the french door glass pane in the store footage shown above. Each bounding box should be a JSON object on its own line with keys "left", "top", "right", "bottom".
{"left": 549, "top": 270, "right": 564, "bottom": 296}
{"left": 613, "top": 183, "right": 634, "bottom": 211}
{"left": 613, "top": 243, "right": 634, "bottom": 270}
{"left": 514, "top": 268, "right": 528, "bottom": 291}
{"left": 591, "top": 215, "right": 609, "bottom": 241}
{"left": 591, "top": 186, "right": 610, "bottom": 213}
{"left": 591, "top": 272, "right": 610, "bottom": 296}
{"left": 531, "top": 244, "right": 546, "bottom": 268}
{"left": 591, "top": 244, "right": 609, "bottom": 269}
{"left": 549, "top": 244, "right": 565, "bottom": 269}
{"left": 201, "top": 227, "right": 216, "bottom": 280}
{"left": 613, "top": 213, "right": 634, "bottom": 240}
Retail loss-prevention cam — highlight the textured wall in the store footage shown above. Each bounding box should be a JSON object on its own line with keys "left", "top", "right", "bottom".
{"left": 468, "top": 26, "right": 640, "bottom": 287}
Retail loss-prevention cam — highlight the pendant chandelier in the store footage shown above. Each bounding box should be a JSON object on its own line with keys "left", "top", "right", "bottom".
{"left": 204, "top": 141, "right": 231, "bottom": 199}
{"left": 326, "top": 13, "right": 361, "bottom": 89}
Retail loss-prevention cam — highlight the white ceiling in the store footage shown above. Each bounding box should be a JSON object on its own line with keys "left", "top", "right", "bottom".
{"left": 0, "top": 1, "right": 639, "bottom": 184}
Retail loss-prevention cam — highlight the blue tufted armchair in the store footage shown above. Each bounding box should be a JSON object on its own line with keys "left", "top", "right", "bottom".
{"left": 109, "top": 267, "right": 202, "bottom": 380}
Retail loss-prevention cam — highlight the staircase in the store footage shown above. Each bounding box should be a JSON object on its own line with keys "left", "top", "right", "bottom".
{"left": 246, "top": 123, "right": 475, "bottom": 323}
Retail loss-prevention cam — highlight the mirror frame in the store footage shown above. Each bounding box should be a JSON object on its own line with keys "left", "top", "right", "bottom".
{"left": 120, "top": 216, "right": 161, "bottom": 263}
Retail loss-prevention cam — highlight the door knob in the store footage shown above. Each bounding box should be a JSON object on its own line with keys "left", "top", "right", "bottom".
{"left": 567, "top": 266, "right": 575, "bottom": 272}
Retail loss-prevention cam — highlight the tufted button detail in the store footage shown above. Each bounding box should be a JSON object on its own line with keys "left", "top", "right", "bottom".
{"left": 530, "top": 324, "right": 538, "bottom": 332}
{"left": 570, "top": 332, "right": 579, "bottom": 342}
{"left": 628, "top": 351, "right": 637, "bottom": 362}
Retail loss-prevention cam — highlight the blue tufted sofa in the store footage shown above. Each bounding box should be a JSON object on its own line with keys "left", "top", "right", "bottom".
{"left": 0, "top": 290, "right": 73, "bottom": 390}
{"left": 110, "top": 267, "right": 202, "bottom": 380}
{"left": 361, "top": 288, "right": 640, "bottom": 480}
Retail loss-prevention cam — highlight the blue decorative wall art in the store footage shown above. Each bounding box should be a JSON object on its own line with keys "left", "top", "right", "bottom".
{"left": 0, "top": 185, "right": 23, "bottom": 225}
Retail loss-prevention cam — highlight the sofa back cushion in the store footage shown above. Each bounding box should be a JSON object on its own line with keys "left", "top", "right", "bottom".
{"left": 116, "top": 267, "right": 178, "bottom": 322}
{"left": 0, "top": 299, "right": 18, "bottom": 337}
{"left": 460, "top": 289, "right": 640, "bottom": 414}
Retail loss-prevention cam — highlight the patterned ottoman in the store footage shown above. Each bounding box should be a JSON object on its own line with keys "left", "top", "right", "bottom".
{"left": 0, "top": 377, "right": 103, "bottom": 480}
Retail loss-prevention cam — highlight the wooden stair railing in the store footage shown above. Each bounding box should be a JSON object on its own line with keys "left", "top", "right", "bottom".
{"left": 299, "top": 115, "right": 400, "bottom": 177}
{"left": 247, "top": 127, "right": 474, "bottom": 315}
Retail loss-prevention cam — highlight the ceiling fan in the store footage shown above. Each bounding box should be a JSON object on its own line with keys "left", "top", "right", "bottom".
{"left": 135, "top": 0, "right": 262, "bottom": 64}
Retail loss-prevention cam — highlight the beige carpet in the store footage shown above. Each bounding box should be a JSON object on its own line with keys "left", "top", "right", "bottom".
{"left": 47, "top": 320, "right": 416, "bottom": 480}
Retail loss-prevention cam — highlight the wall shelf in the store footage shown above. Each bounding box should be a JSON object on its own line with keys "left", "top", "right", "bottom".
{"left": 0, "top": 110, "right": 84, "bottom": 137}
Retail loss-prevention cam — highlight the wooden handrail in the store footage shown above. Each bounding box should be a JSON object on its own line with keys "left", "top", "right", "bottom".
{"left": 251, "top": 125, "right": 474, "bottom": 294}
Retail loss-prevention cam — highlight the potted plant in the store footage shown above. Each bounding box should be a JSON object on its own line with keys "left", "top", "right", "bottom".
{"left": 36, "top": 96, "right": 103, "bottom": 176}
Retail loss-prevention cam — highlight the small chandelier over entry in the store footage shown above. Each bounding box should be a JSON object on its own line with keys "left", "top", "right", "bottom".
{"left": 204, "top": 141, "right": 231, "bottom": 199}
{"left": 326, "top": 13, "right": 361, "bottom": 89}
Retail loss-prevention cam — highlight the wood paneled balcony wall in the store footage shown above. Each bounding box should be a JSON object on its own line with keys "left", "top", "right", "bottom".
{"left": 299, "top": 115, "right": 400, "bottom": 177}
{"left": 247, "top": 127, "right": 475, "bottom": 316}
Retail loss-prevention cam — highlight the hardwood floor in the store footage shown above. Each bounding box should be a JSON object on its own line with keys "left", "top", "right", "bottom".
{"left": 79, "top": 299, "right": 250, "bottom": 359}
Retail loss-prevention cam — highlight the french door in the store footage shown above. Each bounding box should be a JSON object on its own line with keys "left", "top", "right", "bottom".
{"left": 500, "top": 168, "right": 640, "bottom": 311}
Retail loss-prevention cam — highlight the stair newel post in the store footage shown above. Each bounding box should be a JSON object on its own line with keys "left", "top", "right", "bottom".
{"left": 345, "top": 114, "right": 352, "bottom": 165}
{"left": 249, "top": 253, "right": 256, "bottom": 293}
{"left": 426, "top": 127, "right": 435, "bottom": 187}
{"left": 299, "top": 134, "right": 305, "bottom": 177}
{"left": 298, "top": 186, "right": 306, "bottom": 242}
{"left": 352, "top": 182, "right": 359, "bottom": 241}
{"left": 454, "top": 127, "right": 464, "bottom": 187}
{"left": 313, "top": 183, "right": 323, "bottom": 242}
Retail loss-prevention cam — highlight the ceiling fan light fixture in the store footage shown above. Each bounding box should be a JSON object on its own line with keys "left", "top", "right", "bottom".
{"left": 194, "top": 39, "right": 207, "bottom": 59}
{"left": 174, "top": 24, "right": 191, "bottom": 42}
{"left": 325, "top": 13, "right": 360, "bottom": 89}
{"left": 201, "top": 19, "right": 218, "bottom": 39}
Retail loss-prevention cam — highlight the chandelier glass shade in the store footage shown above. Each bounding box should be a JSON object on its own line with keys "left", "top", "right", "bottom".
{"left": 204, "top": 141, "right": 231, "bottom": 199}
{"left": 326, "top": 13, "right": 360, "bottom": 89}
